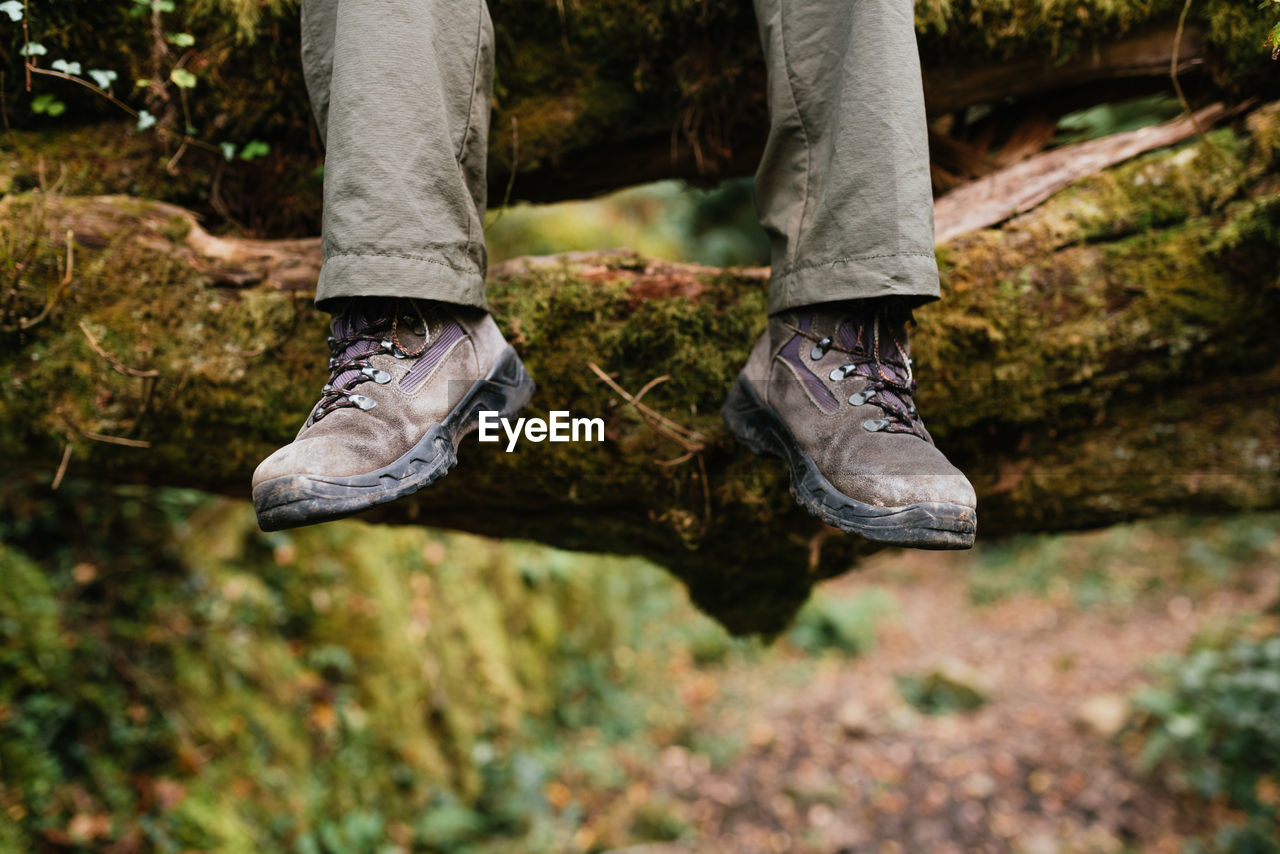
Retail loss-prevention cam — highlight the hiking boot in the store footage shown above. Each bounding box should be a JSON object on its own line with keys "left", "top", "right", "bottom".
{"left": 252, "top": 298, "right": 534, "bottom": 531}
{"left": 721, "top": 300, "right": 976, "bottom": 549}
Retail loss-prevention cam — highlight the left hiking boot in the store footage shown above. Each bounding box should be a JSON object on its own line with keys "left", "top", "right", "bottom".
{"left": 721, "top": 299, "right": 976, "bottom": 549}
{"left": 252, "top": 298, "right": 533, "bottom": 531}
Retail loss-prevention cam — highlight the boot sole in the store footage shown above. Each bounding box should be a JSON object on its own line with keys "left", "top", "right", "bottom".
{"left": 253, "top": 346, "right": 535, "bottom": 532}
{"left": 721, "top": 376, "right": 976, "bottom": 550}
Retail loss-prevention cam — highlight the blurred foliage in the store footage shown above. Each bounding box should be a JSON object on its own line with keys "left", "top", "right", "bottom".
{"left": 0, "top": 477, "right": 741, "bottom": 853}
{"left": 485, "top": 178, "right": 768, "bottom": 268}
{"left": 785, "top": 588, "right": 897, "bottom": 657}
{"left": 1, "top": 473, "right": 1277, "bottom": 850}
{"left": 895, "top": 667, "right": 989, "bottom": 716}
{"left": 966, "top": 515, "right": 1280, "bottom": 610}
{"left": 1135, "top": 632, "right": 1280, "bottom": 854}
{"left": 1054, "top": 93, "right": 1188, "bottom": 145}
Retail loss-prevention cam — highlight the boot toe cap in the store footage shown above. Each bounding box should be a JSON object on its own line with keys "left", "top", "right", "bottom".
{"left": 838, "top": 469, "right": 976, "bottom": 509}
{"left": 252, "top": 435, "right": 369, "bottom": 489}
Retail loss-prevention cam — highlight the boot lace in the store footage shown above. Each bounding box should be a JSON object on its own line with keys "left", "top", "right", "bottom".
{"left": 308, "top": 299, "right": 430, "bottom": 424}
{"left": 787, "top": 302, "right": 925, "bottom": 439}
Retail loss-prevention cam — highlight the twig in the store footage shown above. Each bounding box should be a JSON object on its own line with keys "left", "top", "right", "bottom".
{"left": 21, "top": 0, "right": 30, "bottom": 90}
{"left": 1, "top": 69, "right": 9, "bottom": 133}
{"left": 60, "top": 227, "right": 72, "bottom": 285}
{"left": 486, "top": 117, "right": 520, "bottom": 232}
{"left": 27, "top": 67, "right": 139, "bottom": 118}
{"left": 631, "top": 374, "right": 670, "bottom": 406}
{"left": 1170, "top": 0, "right": 1199, "bottom": 135}
{"left": 696, "top": 451, "right": 712, "bottom": 534}
{"left": 587, "top": 361, "right": 705, "bottom": 453}
{"left": 17, "top": 229, "right": 73, "bottom": 330}
{"left": 589, "top": 363, "right": 703, "bottom": 441}
{"left": 165, "top": 137, "right": 189, "bottom": 174}
{"left": 1170, "top": 0, "right": 1232, "bottom": 172}
{"left": 588, "top": 365, "right": 712, "bottom": 529}
{"left": 78, "top": 320, "right": 161, "bottom": 378}
{"left": 3, "top": 180, "right": 49, "bottom": 318}
{"left": 25, "top": 67, "right": 223, "bottom": 156}
{"left": 79, "top": 430, "right": 151, "bottom": 449}
{"left": 51, "top": 440, "right": 72, "bottom": 490}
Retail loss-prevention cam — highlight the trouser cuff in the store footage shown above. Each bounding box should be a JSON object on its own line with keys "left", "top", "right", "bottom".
{"left": 768, "top": 252, "right": 941, "bottom": 315}
{"left": 315, "top": 252, "right": 488, "bottom": 311}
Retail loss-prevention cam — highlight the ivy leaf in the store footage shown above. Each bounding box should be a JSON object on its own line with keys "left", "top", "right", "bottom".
{"left": 220, "top": 142, "right": 236, "bottom": 162}
{"left": 88, "top": 69, "right": 118, "bottom": 90}
{"left": 51, "top": 59, "right": 82, "bottom": 76}
{"left": 32, "top": 93, "right": 66, "bottom": 117}
{"left": 19, "top": 42, "right": 48, "bottom": 57}
{"left": 169, "top": 68, "right": 197, "bottom": 89}
{"left": 239, "top": 140, "right": 271, "bottom": 161}
{"left": 166, "top": 32, "right": 195, "bottom": 47}
{"left": 0, "top": 1, "right": 23, "bottom": 22}
{"left": 136, "top": 110, "right": 157, "bottom": 132}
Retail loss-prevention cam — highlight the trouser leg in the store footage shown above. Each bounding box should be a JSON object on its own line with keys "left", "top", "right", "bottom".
{"left": 752, "top": 0, "right": 940, "bottom": 315}
{"left": 300, "top": 0, "right": 494, "bottom": 310}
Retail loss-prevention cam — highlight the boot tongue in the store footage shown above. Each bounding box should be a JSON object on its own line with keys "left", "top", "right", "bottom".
{"left": 836, "top": 314, "right": 911, "bottom": 384}
{"left": 332, "top": 300, "right": 390, "bottom": 339}
{"left": 836, "top": 311, "right": 915, "bottom": 417}
{"left": 329, "top": 303, "right": 390, "bottom": 389}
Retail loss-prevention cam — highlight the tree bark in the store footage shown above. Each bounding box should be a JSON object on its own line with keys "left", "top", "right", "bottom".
{"left": 3, "top": 103, "right": 1278, "bottom": 634}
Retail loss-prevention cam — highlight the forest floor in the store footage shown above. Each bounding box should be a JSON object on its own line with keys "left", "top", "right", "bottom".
{"left": 567, "top": 522, "right": 1280, "bottom": 854}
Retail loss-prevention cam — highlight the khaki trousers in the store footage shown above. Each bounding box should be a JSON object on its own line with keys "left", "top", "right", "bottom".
{"left": 301, "top": 0, "right": 940, "bottom": 314}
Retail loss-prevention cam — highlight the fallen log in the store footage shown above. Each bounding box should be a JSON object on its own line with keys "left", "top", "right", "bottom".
{"left": 3, "top": 103, "right": 1278, "bottom": 634}
{"left": 934, "top": 102, "right": 1229, "bottom": 243}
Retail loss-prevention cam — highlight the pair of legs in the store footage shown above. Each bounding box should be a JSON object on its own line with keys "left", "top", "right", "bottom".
{"left": 300, "top": 0, "right": 938, "bottom": 311}
{"left": 253, "top": 0, "right": 976, "bottom": 547}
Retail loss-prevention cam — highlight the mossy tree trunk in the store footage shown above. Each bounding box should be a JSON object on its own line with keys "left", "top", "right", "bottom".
{"left": 4, "top": 103, "right": 1279, "bottom": 633}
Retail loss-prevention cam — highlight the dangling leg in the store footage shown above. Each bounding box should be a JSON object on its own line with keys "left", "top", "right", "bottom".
{"left": 723, "top": 0, "right": 977, "bottom": 549}
{"left": 253, "top": 0, "right": 533, "bottom": 531}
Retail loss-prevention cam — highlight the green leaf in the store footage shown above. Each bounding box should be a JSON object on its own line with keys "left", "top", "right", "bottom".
{"left": 50, "top": 59, "right": 82, "bottom": 76}
{"left": 1166, "top": 713, "right": 1201, "bottom": 740}
{"left": 88, "top": 69, "right": 118, "bottom": 90}
{"left": 238, "top": 140, "right": 271, "bottom": 161}
{"left": 19, "top": 42, "right": 47, "bottom": 57}
{"left": 31, "top": 93, "right": 66, "bottom": 116}
{"left": 136, "top": 110, "right": 157, "bottom": 132}
{"left": 0, "top": 1, "right": 24, "bottom": 22}
{"left": 153, "top": 0, "right": 176, "bottom": 11}
{"left": 169, "top": 68, "right": 197, "bottom": 89}
{"left": 166, "top": 32, "right": 195, "bottom": 47}
{"left": 220, "top": 142, "right": 236, "bottom": 162}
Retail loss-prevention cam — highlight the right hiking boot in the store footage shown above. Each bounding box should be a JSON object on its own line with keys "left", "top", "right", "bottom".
{"left": 252, "top": 298, "right": 534, "bottom": 532}
{"left": 722, "top": 300, "right": 976, "bottom": 549}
